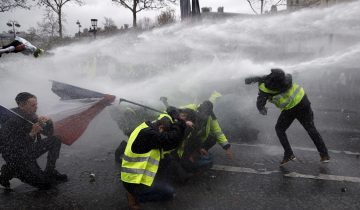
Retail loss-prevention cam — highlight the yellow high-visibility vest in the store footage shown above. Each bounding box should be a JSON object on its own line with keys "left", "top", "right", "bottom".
{"left": 259, "top": 83, "right": 305, "bottom": 111}
{"left": 177, "top": 103, "right": 228, "bottom": 157}
{"left": 121, "top": 122, "right": 161, "bottom": 186}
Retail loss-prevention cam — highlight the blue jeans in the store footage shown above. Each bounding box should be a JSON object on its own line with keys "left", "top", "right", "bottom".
{"left": 195, "top": 153, "right": 214, "bottom": 170}
{"left": 123, "top": 179, "right": 175, "bottom": 203}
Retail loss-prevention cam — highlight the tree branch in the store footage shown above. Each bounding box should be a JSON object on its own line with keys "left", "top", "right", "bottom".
{"left": 0, "top": 0, "right": 30, "bottom": 12}
{"left": 246, "top": 0, "right": 258, "bottom": 15}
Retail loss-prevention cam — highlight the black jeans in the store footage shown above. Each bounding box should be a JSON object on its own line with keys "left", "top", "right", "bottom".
{"left": 123, "top": 179, "right": 174, "bottom": 203}
{"left": 275, "top": 103, "right": 328, "bottom": 158}
{"left": 1, "top": 136, "right": 62, "bottom": 188}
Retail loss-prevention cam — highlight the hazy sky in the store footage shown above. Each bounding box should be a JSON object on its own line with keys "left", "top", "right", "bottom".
{"left": 0, "top": 0, "right": 261, "bottom": 36}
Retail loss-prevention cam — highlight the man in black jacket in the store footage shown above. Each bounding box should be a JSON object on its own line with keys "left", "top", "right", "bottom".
{"left": 255, "top": 69, "right": 329, "bottom": 165}
{"left": 121, "top": 112, "right": 193, "bottom": 210}
{"left": 0, "top": 92, "right": 67, "bottom": 190}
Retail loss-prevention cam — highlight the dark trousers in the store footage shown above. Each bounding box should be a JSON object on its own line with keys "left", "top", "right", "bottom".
{"left": 123, "top": 179, "right": 174, "bottom": 203}
{"left": 2, "top": 40, "right": 21, "bottom": 49}
{"left": 275, "top": 103, "right": 328, "bottom": 158}
{"left": 1, "top": 136, "right": 62, "bottom": 188}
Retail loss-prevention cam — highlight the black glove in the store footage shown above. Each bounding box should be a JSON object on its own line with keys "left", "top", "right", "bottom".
{"left": 259, "top": 107, "right": 267, "bottom": 116}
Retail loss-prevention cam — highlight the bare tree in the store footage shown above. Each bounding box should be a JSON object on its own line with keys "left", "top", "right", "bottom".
{"left": 38, "top": 0, "right": 83, "bottom": 38}
{"left": 0, "top": 0, "right": 30, "bottom": 12}
{"left": 26, "top": 27, "right": 39, "bottom": 41}
{"left": 157, "top": 9, "right": 176, "bottom": 26}
{"left": 103, "top": 17, "right": 118, "bottom": 33}
{"left": 112, "top": 0, "right": 176, "bottom": 28}
{"left": 245, "top": 0, "right": 286, "bottom": 14}
{"left": 37, "top": 9, "right": 59, "bottom": 38}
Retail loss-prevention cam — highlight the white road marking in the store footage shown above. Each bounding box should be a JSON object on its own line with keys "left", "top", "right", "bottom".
{"left": 211, "top": 164, "right": 360, "bottom": 183}
{"left": 231, "top": 143, "right": 360, "bottom": 156}
{"left": 284, "top": 172, "right": 360, "bottom": 183}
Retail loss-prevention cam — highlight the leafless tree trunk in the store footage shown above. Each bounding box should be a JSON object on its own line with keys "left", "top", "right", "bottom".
{"left": 37, "top": 9, "right": 59, "bottom": 38}
{"left": 112, "top": 0, "right": 176, "bottom": 28}
{"left": 38, "top": 0, "right": 83, "bottom": 38}
{"left": 245, "top": 0, "right": 286, "bottom": 14}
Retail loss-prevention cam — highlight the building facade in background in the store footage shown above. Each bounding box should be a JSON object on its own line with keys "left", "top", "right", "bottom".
{"left": 287, "top": 0, "right": 354, "bottom": 11}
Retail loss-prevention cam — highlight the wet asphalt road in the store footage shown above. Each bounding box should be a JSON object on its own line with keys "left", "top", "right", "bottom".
{"left": 1, "top": 66, "right": 360, "bottom": 210}
{"left": 1, "top": 106, "right": 360, "bottom": 210}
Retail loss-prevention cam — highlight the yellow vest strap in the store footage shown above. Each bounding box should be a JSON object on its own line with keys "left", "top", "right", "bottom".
{"left": 121, "top": 167, "right": 156, "bottom": 178}
{"left": 122, "top": 155, "right": 160, "bottom": 166}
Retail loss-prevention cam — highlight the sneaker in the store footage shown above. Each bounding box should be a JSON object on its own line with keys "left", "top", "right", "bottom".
{"left": 320, "top": 155, "right": 330, "bottom": 163}
{"left": 127, "top": 192, "right": 140, "bottom": 210}
{"left": 45, "top": 169, "right": 68, "bottom": 182}
{"left": 280, "top": 154, "right": 296, "bottom": 166}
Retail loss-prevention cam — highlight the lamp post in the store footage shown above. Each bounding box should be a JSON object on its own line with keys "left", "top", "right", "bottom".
{"left": 7, "top": 20, "right": 21, "bottom": 38}
{"left": 89, "top": 18, "right": 98, "bottom": 39}
{"left": 76, "top": 20, "right": 82, "bottom": 37}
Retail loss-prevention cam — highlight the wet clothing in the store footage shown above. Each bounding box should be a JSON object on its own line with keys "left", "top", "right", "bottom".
{"left": 0, "top": 36, "right": 37, "bottom": 56}
{"left": 0, "top": 107, "right": 62, "bottom": 189}
{"left": 257, "top": 74, "right": 329, "bottom": 158}
{"left": 121, "top": 120, "right": 186, "bottom": 202}
{"left": 169, "top": 103, "right": 227, "bottom": 176}
{"left": 179, "top": 103, "right": 230, "bottom": 158}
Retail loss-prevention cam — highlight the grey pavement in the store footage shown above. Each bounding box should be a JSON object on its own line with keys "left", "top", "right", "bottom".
{"left": 1, "top": 108, "right": 360, "bottom": 210}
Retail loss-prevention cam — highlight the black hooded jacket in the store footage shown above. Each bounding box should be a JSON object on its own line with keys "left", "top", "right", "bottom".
{"left": 257, "top": 72, "right": 310, "bottom": 112}
{"left": 131, "top": 119, "right": 187, "bottom": 154}
{"left": 0, "top": 107, "right": 53, "bottom": 157}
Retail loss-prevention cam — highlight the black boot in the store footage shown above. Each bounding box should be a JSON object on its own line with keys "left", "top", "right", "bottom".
{"left": 45, "top": 169, "right": 68, "bottom": 182}
{"left": 0, "top": 164, "right": 14, "bottom": 189}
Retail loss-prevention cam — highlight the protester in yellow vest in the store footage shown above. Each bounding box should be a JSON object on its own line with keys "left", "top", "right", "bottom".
{"left": 256, "top": 69, "right": 330, "bottom": 165}
{"left": 175, "top": 100, "right": 233, "bottom": 177}
{"left": 121, "top": 113, "right": 193, "bottom": 210}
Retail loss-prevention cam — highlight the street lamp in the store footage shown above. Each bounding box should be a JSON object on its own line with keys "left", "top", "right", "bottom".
{"left": 7, "top": 20, "right": 21, "bottom": 38}
{"left": 76, "top": 20, "right": 82, "bottom": 37}
{"left": 89, "top": 18, "right": 98, "bottom": 39}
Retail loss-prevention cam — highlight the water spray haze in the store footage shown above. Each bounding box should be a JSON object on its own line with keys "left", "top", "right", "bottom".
{"left": 0, "top": 1, "right": 359, "bottom": 128}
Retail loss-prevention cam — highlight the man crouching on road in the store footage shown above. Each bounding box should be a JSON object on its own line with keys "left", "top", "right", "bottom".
{"left": 0, "top": 92, "right": 67, "bottom": 190}
{"left": 121, "top": 112, "right": 193, "bottom": 210}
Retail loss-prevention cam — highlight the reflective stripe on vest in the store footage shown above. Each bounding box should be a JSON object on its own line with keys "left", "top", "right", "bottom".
{"left": 259, "top": 83, "right": 305, "bottom": 111}
{"left": 121, "top": 122, "right": 161, "bottom": 186}
{"left": 180, "top": 103, "right": 228, "bottom": 151}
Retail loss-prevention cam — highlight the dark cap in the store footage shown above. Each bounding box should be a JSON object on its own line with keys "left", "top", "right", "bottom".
{"left": 198, "top": 100, "right": 213, "bottom": 116}
{"left": 265, "top": 68, "right": 287, "bottom": 91}
{"left": 15, "top": 92, "right": 36, "bottom": 105}
{"left": 270, "top": 68, "right": 285, "bottom": 80}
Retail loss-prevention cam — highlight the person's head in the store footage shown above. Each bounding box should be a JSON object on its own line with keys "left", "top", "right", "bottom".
{"left": 198, "top": 100, "right": 213, "bottom": 117}
{"left": 15, "top": 92, "right": 37, "bottom": 114}
{"left": 195, "top": 100, "right": 214, "bottom": 127}
{"left": 265, "top": 68, "right": 286, "bottom": 90}
{"left": 179, "top": 108, "right": 196, "bottom": 122}
{"left": 270, "top": 68, "right": 285, "bottom": 80}
{"left": 154, "top": 117, "right": 172, "bottom": 133}
{"left": 33, "top": 48, "right": 44, "bottom": 58}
